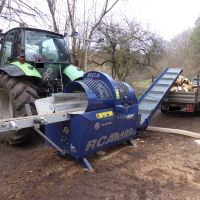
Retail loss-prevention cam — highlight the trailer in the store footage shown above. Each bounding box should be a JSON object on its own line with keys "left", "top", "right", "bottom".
{"left": 0, "top": 68, "right": 182, "bottom": 171}
{"left": 161, "top": 75, "right": 200, "bottom": 113}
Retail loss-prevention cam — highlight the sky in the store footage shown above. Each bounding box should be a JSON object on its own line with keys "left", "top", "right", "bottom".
{"left": 1, "top": 0, "right": 200, "bottom": 41}
{"left": 117, "top": 0, "right": 200, "bottom": 40}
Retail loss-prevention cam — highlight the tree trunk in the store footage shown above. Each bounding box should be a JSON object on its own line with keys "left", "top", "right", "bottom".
{"left": 0, "top": 0, "right": 6, "bottom": 16}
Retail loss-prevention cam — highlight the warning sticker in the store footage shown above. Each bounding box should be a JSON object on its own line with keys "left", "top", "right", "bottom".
{"left": 96, "top": 111, "right": 113, "bottom": 119}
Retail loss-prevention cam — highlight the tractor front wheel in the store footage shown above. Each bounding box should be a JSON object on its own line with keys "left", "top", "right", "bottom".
{"left": 0, "top": 72, "right": 38, "bottom": 144}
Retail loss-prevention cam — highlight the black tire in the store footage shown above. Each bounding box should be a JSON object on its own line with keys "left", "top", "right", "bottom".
{"left": 0, "top": 72, "right": 38, "bottom": 144}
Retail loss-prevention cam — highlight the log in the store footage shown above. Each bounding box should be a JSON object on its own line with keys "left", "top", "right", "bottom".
{"left": 183, "top": 78, "right": 190, "bottom": 85}
{"left": 147, "top": 126, "right": 200, "bottom": 139}
{"left": 187, "top": 85, "right": 193, "bottom": 91}
{"left": 182, "top": 86, "right": 188, "bottom": 92}
{"left": 177, "top": 86, "right": 183, "bottom": 91}
{"left": 170, "top": 87, "right": 178, "bottom": 92}
{"left": 170, "top": 75, "right": 197, "bottom": 92}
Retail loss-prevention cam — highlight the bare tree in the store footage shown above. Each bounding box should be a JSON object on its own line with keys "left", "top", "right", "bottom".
{"left": 46, "top": 0, "right": 59, "bottom": 32}
{"left": 66, "top": 0, "right": 76, "bottom": 55}
{"left": 0, "top": 0, "right": 48, "bottom": 29}
{"left": 92, "top": 20, "right": 164, "bottom": 80}
{"left": 88, "top": 0, "right": 119, "bottom": 39}
{"left": 161, "top": 30, "right": 192, "bottom": 68}
{"left": 84, "top": 0, "right": 120, "bottom": 70}
{"left": 65, "top": 0, "right": 120, "bottom": 70}
{"left": 0, "top": 0, "right": 6, "bottom": 16}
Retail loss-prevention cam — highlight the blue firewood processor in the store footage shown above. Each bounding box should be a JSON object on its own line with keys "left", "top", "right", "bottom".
{"left": 0, "top": 68, "right": 182, "bottom": 171}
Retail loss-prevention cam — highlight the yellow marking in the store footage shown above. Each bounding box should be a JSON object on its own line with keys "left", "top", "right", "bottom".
{"left": 96, "top": 111, "right": 113, "bottom": 119}
{"left": 115, "top": 89, "right": 120, "bottom": 99}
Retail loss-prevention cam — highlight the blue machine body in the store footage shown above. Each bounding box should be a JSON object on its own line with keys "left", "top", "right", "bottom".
{"left": 46, "top": 106, "right": 138, "bottom": 160}
{"left": 45, "top": 68, "right": 182, "bottom": 170}
{"left": 44, "top": 68, "right": 182, "bottom": 170}
{"left": 45, "top": 71, "right": 139, "bottom": 169}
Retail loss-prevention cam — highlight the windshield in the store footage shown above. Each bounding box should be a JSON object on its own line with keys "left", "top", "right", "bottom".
{"left": 25, "top": 30, "right": 70, "bottom": 63}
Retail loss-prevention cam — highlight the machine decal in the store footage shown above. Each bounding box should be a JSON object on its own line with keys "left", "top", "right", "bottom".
{"left": 101, "top": 121, "right": 112, "bottom": 127}
{"left": 94, "top": 121, "right": 112, "bottom": 130}
{"left": 94, "top": 122, "right": 101, "bottom": 130}
{"left": 96, "top": 111, "right": 113, "bottom": 119}
{"left": 85, "top": 128, "right": 134, "bottom": 151}
{"left": 115, "top": 89, "right": 120, "bottom": 99}
{"left": 86, "top": 72, "right": 100, "bottom": 78}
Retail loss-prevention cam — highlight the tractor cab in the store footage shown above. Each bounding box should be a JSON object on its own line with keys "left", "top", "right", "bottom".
{"left": 0, "top": 28, "right": 70, "bottom": 65}
{"left": 0, "top": 27, "right": 84, "bottom": 96}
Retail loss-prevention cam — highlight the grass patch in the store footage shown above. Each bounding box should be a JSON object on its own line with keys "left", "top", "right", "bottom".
{"left": 132, "top": 79, "right": 152, "bottom": 88}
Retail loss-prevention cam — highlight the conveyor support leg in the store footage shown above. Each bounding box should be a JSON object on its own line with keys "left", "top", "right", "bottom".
{"left": 80, "top": 158, "right": 94, "bottom": 172}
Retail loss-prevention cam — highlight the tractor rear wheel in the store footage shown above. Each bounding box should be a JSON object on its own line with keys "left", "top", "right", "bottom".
{"left": 0, "top": 72, "right": 38, "bottom": 144}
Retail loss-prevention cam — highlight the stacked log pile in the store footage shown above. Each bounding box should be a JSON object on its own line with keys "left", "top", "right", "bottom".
{"left": 170, "top": 75, "right": 198, "bottom": 92}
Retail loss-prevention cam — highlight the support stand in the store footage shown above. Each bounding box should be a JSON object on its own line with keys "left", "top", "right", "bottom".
{"left": 80, "top": 158, "right": 94, "bottom": 172}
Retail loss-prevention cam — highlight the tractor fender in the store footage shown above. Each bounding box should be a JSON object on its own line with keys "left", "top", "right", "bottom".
{"left": 0, "top": 61, "right": 42, "bottom": 78}
{"left": 63, "top": 64, "right": 84, "bottom": 81}
{"left": 0, "top": 64, "right": 24, "bottom": 76}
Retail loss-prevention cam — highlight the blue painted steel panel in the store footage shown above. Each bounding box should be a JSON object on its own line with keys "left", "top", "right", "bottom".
{"left": 45, "top": 106, "right": 138, "bottom": 160}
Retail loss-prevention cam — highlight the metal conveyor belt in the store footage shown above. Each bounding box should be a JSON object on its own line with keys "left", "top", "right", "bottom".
{"left": 138, "top": 68, "right": 182, "bottom": 129}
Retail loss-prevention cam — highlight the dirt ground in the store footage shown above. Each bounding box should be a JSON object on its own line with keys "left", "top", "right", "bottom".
{"left": 1, "top": 111, "right": 200, "bottom": 200}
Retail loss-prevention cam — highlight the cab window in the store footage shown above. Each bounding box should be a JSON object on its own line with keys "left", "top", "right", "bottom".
{"left": 1, "top": 30, "right": 21, "bottom": 65}
{"left": 1, "top": 31, "right": 14, "bottom": 64}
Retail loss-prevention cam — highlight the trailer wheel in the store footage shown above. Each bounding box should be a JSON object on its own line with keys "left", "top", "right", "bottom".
{"left": 160, "top": 109, "right": 168, "bottom": 113}
{"left": 0, "top": 72, "right": 38, "bottom": 144}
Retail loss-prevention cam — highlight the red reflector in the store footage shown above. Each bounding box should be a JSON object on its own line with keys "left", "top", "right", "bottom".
{"left": 186, "top": 104, "right": 194, "bottom": 112}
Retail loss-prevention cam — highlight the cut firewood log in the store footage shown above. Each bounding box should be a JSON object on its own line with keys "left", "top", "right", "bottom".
{"left": 177, "top": 86, "right": 183, "bottom": 91}
{"left": 174, "top": 76, "right": 184, "bottom": 86}
{"left": 182, "top": 87, "right": 188, "bottom": 92}
{"left": 183, "top": 78, "right": 191, "bottom": 85}
{"left": 170, "top": 87, "right": 178, "bottom": 92}
{"left": 187, "top": 85, "right": 193, "bottom": 91}
{"left": 182, "top": 83, "right": 189, "bottom": 87}
{"left": 171, "top": 75, "right": 198, "bottom": 93}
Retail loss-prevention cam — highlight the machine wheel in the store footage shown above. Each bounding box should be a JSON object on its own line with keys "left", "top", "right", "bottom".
{"left": 0, "top": 72, "right": 38, "bottom": 144}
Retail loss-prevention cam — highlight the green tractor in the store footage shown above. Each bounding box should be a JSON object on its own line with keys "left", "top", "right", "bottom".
{"left": 0, "top": 27, "right": 84, "bottom": 144}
